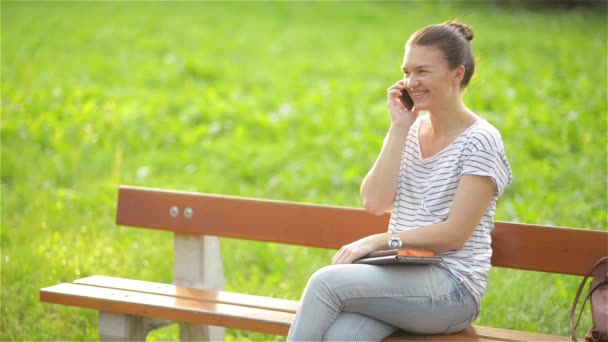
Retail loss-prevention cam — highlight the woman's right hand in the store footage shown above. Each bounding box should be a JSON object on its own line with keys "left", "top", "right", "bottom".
{"left": 387, "top": 80, "right": 418, "bottom": 128}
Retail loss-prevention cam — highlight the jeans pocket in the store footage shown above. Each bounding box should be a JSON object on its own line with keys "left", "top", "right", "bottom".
{"left": 442, "top": 268, "right": 466, "bottom": 294}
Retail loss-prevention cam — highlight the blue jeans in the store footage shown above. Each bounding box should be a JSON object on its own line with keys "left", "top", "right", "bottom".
{"left": 286, "top": 263, "right": 478, "bottom": 341}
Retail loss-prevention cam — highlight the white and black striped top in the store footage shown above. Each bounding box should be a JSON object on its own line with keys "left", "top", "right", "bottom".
{"left": 388, "top": 116, "right": 512, "bottom": 307}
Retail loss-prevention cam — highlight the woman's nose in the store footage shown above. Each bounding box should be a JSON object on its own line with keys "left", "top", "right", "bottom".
{"left": 405, "top": 75, "right": 417, "bottom": 88}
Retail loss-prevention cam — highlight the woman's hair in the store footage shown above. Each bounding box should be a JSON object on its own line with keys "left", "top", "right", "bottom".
{"left": 407, "top": 20, "right": 475, "bottom": 88}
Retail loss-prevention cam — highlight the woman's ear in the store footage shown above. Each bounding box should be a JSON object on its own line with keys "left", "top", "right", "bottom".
{"left": 454, "top": 65, "right": 465, "bottom": 85}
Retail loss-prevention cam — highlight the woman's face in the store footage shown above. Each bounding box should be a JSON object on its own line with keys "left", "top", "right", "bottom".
{"left": 401, "top": 44, "right": 462, "bottom": 111}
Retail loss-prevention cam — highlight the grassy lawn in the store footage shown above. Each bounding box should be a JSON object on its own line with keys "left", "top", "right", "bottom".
{"left": 1, "top": 1, "right": 606, "bottom": 340}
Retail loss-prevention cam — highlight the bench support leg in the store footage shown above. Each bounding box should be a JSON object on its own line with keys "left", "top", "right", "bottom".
{"left": 174, "top": 234, "right": 225, "bottom": 341}
{"left": 98, "top": 312, "right": 146, "bottom": 341}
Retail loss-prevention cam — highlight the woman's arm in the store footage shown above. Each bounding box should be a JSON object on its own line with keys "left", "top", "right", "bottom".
{"left": 359, "top": 126, "right": 408, "bottom": 215}
{"left": 360, "top": 81, "right": 418, "bottom": 215}
{"left": 335, "top": 174, "right": 496, "bottom": 264}
{"left": 396, "top": 174, "right": 496, "bottom": 252}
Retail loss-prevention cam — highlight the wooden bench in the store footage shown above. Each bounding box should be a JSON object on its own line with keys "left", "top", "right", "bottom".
{"left": 40, "top": 185, "right": 607, "bottom": 341}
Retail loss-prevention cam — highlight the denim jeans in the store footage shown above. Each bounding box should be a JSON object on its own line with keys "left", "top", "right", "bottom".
{"left": 286, "top": 263, "right": 478, "bottom": 341}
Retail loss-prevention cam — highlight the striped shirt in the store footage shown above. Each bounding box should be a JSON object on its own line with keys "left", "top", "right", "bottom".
{"left": 388, "top": 116, "right": 512, "bottom": 308}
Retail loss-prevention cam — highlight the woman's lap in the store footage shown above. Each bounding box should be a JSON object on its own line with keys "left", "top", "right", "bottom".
{"left": 287, "top": 263, "right": 477, "bottom": 341}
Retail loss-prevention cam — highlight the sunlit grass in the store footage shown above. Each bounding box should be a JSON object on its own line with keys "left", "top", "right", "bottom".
{"left": 1, "top": 1, "right": 606, "bottom": 340}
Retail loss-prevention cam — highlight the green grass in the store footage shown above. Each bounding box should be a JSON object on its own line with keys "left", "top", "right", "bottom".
{"left": 1, "top": 1, "right": 606, "bottom": 340}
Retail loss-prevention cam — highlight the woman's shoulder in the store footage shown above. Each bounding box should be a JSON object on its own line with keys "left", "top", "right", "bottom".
{"left": 465, "top": 119, "right": 506, "bottom": 150}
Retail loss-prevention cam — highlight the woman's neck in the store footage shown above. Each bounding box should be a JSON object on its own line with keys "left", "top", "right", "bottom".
{"left": 426, "top": 100, "right": 477, "bottom": 138}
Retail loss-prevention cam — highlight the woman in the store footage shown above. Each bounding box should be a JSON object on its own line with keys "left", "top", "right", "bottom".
{"left": 287, "top": 20, "right": 513, "bottom": 341}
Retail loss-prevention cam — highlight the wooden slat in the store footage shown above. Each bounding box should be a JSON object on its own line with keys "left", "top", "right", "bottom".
{"left": 73, "top": 277, "right": 569, "bottom": 341}
{"left": 42, "top": 280, "right": 568, "bottom": 341}
{"left": 389, "top": 324, "right": 569, "bottom": 342}
{"left": 40, "top": 283, "right": 292, "bottom": 335}
{"left": 491, "top": 222, "right": 607, "bottom": 275}
{"left": 382, "top": 333, "right": 503, "bottom": 342}
{"left": 461, "top": 325, "right": 569, "bottom": 341}
{"left": 385, "top": 333, "right": 499, "bottom": 341}
{"left": 75, "top": 275, "right": 299, "bottom": 313}
{"left": 116, "top": 185, "right": 607, "bottom": 276}
{"left": 116, "top": 185, "right": 387, "bottom": 249}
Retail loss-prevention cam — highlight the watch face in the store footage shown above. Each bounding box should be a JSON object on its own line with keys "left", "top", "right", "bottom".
{"left": 389, "top": 238, "right": 401, "bottom": 249}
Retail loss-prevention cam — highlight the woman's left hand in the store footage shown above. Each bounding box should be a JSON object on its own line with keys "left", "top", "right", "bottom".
{"left": 332, "top": 235, "right": 381, "bottom": 264}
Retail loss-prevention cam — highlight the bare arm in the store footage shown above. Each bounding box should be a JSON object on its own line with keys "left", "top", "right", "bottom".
{"left": 335, "top": 174, "right": 496, "bottom": 264}
{"left": 360, "top": 80, "right": 418, "bottom": 215}
{"left": 396, "top": 174, "right": 497, "bottom": 252}
{"left": 359, "top": 126, "right": 408, "bottom": 215}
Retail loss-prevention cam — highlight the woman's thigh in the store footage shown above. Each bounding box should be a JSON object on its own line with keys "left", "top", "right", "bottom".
{"left": 323, "top": 312, "right": 397, "bottom": 341}
{"left": 311, "top": 263, "right": 477, "bottom": 334}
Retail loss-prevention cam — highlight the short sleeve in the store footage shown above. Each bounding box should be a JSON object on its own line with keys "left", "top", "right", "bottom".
{"left": 460, "top": 126, "right": 513, "bottom": 197}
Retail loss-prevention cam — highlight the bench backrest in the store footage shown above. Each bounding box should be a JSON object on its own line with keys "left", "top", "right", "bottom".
{"left": 116, "top": 185, "right": 607, "bottom": 276}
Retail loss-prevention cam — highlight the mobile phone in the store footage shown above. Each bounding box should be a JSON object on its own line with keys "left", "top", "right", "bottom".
{"left": 399, "top": 90, "right": 413, "bottom": 111}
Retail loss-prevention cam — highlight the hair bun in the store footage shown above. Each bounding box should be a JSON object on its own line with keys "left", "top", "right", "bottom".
{"left": 446, "top": 20, "right": 474, "bottom": 42}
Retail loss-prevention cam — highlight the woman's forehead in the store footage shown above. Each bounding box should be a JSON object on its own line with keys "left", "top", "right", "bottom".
{"left": 402, "top": 44, "right": 445, "bottom": 69}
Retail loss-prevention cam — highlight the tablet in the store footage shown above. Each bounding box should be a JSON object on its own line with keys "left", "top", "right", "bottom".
{"left": 353, "top": 248, "right": 443, "bottom": 265}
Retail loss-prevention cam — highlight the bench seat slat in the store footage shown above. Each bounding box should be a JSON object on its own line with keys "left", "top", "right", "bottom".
{"left": 41, "top": 277, "right": 569, "bottom": 341}
{"left": 391, "top": 325, "right": 568, "bottom": 342}
{"left": 40, "top": 283, "right": 292, "bottom": 335}
{"left": 71, "top": 275, "right": 566, "bottom": 341}
{"left": 385, "top": 333, "right": 502, "bottom": 342}
{"left": 75, "top": 275, "right": 300, "bottom": 313}
{"left": 459, "top": 325, "right": 569, "bottom": 341}
{"left": 72, "top": 276, "right": 569, "bottom": 341}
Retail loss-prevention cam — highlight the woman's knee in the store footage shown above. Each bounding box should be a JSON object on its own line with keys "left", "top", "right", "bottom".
{"left": 300, "top": 264, "right": 353, "bottom": 305}
{"left": 305, "top": 265, "right": 342, "bottom": 290}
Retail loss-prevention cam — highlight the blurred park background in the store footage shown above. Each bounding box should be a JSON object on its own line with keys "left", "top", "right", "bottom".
{"left": 1, "top": 1, "right": 606, "bottom": 340}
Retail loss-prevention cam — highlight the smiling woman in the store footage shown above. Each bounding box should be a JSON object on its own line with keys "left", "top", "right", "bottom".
{"left": 402, "top": 21, "right": 475, "bottom": 112}
{"left": 287, "top": 20, "right": 513, "bottom": 341}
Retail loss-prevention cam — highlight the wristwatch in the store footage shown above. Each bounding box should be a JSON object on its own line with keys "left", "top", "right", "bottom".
{"left": 388, "top": 229, "right": 403, "bottom": 249}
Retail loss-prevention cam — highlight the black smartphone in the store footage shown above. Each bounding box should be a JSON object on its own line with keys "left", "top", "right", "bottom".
{"left": 399, "top": 90, "right": 413, "bottom": 111}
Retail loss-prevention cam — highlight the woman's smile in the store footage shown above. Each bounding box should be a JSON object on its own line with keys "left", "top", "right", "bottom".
{"left": 410, "top": 90, "right": 428, "bottom": 100}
